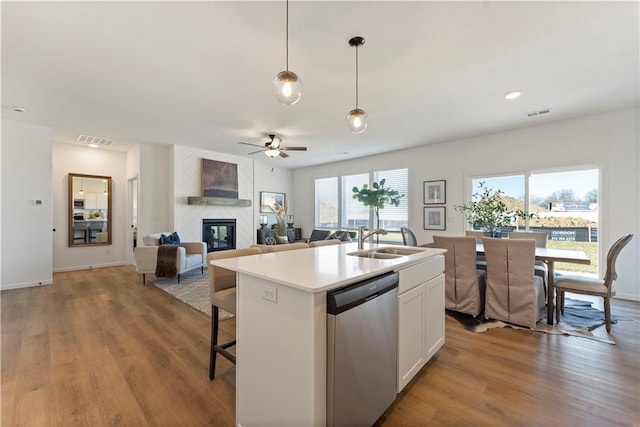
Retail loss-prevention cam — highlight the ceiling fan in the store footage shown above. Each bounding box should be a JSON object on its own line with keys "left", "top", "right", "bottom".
{"left": 238, "top": 134, "right": 308, "bottom": 158}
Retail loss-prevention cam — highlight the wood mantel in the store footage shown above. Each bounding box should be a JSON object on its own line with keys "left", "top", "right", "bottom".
{"left": 187, "top": 196, "right": 251, "bottom": 207}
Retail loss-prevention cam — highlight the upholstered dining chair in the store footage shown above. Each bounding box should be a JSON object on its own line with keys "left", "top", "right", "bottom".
{"left": 555, "top": 233, "right": 633, "bottom": 332}
{"left": 207, "top": 247, "right": 262, "bottom": 380}
{"left": 433, "top": 235, "right": 486, "bottom": 317}
{"left": 465, "top": 230, "right": 487, "bottom": 270}
{"left": 508, "top": 231, "right": 549, "bottom": 288}
{"left": 309, "top": 239, "right": 342, "bottom": 248}
{"left": 482, "top": 237, "right": 545, "bottom": 329}
{"left": 400, "top": 227, "right": 434, "bottom": 247}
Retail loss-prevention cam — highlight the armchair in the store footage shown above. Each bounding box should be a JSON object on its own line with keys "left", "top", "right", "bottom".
{"left": 134, "top": 232, "right": 206, "bottom": 284}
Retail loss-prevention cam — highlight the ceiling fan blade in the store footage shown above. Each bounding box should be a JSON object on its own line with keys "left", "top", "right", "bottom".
{"left": 248, "top": 149, "right": 265, "bottom": 155}
{"left": 280, "top": 146, "right": 307, "bottom": 151}
{"left": 238, "top": 141, "right": 265, "bottom": 148}
{"left": 279, "top": 151, "right": 289, "bottom": 158}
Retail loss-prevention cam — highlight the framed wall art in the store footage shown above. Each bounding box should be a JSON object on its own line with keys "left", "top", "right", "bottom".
{"left": 424, "top": 180, "right": 446, "bottom": 204}
{"left": 202, "top": 159, "right": 239, "bottom": 198}
{"left": 424, "top": 206, "right": 446, "bottom": 230}
{"left": 260, "top": 191, "right": 286, "bottom": 213}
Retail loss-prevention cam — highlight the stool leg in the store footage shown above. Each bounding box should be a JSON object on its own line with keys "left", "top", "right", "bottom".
{"left": 209, "top": 305, "right": 219, "bottom": 380}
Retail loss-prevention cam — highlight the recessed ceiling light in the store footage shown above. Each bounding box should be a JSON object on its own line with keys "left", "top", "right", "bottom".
{"left": 504, "top": 90, "right": 522, "bottom": 100}
{"left": 88, "top": 143, "right": 99, "bottom": 148}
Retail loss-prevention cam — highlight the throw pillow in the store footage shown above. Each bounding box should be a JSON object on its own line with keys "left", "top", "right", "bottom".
{"left": 160, "top": 231, "right": 181, "bottom": 245}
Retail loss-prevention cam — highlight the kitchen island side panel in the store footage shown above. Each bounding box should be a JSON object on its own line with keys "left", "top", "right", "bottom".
{"left": 236, "top": 273, "right": 327, "bottom": 426}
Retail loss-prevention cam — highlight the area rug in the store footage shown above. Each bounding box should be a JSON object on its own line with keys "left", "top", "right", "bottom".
{"left": 450, "top": 298, "right": 632, "bottom": 345}
{"left": 152, "top": 270, "right": 234, "bottom": 320}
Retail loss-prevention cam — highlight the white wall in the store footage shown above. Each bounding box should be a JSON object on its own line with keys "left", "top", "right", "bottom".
{"left": 137, "top": 143, "right": 173, "bottom": 240}
{"left": 254, "top": 160, "right": 294, "bottom": 234}
{"left": 293, "top": 108, "right": 640, "bottom": 300}
{"left": 52, "top": 142, "right": 127, "bottom": 271}
{"left": 1, "top": 120, "right": 53, "bottom": 289}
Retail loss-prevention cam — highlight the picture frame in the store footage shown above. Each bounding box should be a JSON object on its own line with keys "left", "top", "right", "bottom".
{"left": 424, "top": 206, "right": 446, "bottom": 230}
{"left": 260, "top": 191, "right": 286, "bottom": 213}
{"left": 202, "top": 159, "right": 239, "bottom": 198}
{"left": 424, "top": 180, "right": 446, "bottom": 204}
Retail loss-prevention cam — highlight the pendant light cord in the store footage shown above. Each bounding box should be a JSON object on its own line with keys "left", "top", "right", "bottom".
{"left": 355, "top": 45, "right": 359, "bottom": 109}
{"left": 285, "top": 0, "right": 289, "bottom": 72}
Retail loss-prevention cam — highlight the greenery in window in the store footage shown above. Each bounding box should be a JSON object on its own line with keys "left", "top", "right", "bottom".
{"left": 352, "top": 179, "right": 405, "bottom": 230}
{"left": 455, "top": 181, "right": 512, "bottom": 237}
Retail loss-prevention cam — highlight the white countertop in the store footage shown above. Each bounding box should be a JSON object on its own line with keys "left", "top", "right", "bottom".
{"left": 210, "top": 242, "right": 446, "bottom": 293}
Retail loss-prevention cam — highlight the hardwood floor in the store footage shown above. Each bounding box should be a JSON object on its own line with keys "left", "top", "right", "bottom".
{"left": 2, "top": 266, "right": 639, "bottom": 426}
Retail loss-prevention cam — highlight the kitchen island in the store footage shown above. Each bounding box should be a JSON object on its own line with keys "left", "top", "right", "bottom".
{"left": 211, "top": 242, "right": 446, "bottom": 426}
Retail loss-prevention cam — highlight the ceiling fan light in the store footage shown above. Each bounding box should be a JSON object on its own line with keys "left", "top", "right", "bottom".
{"left": 347, "top": 108, "right": 368, "bottom": 134}
{"left": 265, "top": 148, "right": 280, "bottom": 158}
{"left": 273, "top": 71, "right": 302, "bottom": 105}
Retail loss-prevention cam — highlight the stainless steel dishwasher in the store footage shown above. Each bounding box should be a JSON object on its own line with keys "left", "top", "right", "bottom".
{"left": 327, "top": 271, "right": 399, "bottom": 427}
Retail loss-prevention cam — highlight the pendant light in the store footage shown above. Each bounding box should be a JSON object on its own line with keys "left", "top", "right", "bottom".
{"left": 273, "top": 0, "right": 302, "bottom": 105}
{"left": 346, "top": 36, "right": 367, "bottom": 134}
{"left": 79, "top": 178, "right": 84, "bottom": 195}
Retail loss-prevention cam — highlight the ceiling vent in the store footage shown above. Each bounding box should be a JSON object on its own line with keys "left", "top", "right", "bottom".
{"left": 527, "top": 108, "right": 551, "bottom": 117}
{"left": 77, "top": 135, "right": 116, "bottom": 146}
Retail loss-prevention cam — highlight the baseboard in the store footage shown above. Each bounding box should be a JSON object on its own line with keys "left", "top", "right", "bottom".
{"left": 1, "top": 280, "right": 52, "bottom": 291}
{"left": 53, "top": 261, "right": 129, "bottom": 273}
{"left": 614, "top": 293, "right": 640, "bottom": 302}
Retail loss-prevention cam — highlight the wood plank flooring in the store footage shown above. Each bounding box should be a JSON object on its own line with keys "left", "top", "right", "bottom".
{"left": 2, "top": 266, "right": 639, "bottom": 426}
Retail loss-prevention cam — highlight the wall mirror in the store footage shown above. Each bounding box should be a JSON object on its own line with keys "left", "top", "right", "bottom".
{"left": 68, "top": 173, "right": 112, "bottom": 247}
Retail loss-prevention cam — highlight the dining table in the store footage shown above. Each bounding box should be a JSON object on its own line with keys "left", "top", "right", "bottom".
{"left": 475, "top": 243, "right": 591, "bottom": 325}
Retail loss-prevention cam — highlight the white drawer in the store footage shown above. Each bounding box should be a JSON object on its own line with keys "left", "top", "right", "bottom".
{"left": 398, "top": 256, "right": 444, "bottom": 294}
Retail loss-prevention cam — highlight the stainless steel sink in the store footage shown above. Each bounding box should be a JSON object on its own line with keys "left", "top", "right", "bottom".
{"left": 347, "top": 251, "right": 402, "bottom": 259}
{"left": 347, "top": 246, "right": 426, "bottom": 259}
{"left": 374, "top": 247, "right": 425, "bottom": 256}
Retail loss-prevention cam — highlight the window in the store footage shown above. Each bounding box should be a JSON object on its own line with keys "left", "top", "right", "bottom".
{"left": 315, "top": 168, "right": 408, "bottom": 241}
{"left": 375, "top": 169, "right": 409, "bottom": 231}
{"left": 315, "top": 177, "right": 338, "bottom": 228}
{"left": 468, "top": 168, "right": 599, "bottom": 275}
{"left": 341, "top": 173, "right": 369, "bottom": 229}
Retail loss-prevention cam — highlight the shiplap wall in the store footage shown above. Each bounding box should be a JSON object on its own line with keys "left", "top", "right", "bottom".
{"left": 173, "top": 145, "right": 255, "bottom": 249}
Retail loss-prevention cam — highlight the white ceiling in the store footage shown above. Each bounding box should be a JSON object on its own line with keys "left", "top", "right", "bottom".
{"left": 2, "top": 1, "right": 638, "bottom": 169}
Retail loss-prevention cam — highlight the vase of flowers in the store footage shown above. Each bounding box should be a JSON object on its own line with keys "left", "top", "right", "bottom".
{"left": 265, "top": 200, "right": 289, "bottom": 238}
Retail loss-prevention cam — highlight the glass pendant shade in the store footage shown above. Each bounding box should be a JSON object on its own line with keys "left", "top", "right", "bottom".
{"left": 273, "top": 71, "right": 302, "bottom": 105}
{"left": 347, "top": 108, "right": 368, "bottom": 134}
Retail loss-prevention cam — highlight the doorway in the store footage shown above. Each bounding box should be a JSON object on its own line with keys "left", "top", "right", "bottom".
{"left": 127, "top": 175, "right": 139, "bottom": 265}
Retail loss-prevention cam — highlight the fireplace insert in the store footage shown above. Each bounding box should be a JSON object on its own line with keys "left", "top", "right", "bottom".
{"left": 202, "top": 219, "right": 236, "bottom": 253}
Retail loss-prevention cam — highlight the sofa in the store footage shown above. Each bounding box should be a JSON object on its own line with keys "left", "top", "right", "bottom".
{"left": 134, "top": 232, "right": 207, "bottom": 284}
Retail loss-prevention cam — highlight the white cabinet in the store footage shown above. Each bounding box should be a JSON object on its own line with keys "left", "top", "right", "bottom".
{"left": 397, "top": 255, "right": 445, "bottom": 392}
{"left": 397, "top": 282, "right": 426, "bottom": 391}
{"left": 84, "top": 192, "right": 108, "bottom": 209}
{"left": 425, "top": 274, "right": 445, "bottom": 360}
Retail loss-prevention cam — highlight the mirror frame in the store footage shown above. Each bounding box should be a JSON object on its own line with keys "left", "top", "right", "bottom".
{"left": 68, "top": 173, "right": 112, "bottom": 247}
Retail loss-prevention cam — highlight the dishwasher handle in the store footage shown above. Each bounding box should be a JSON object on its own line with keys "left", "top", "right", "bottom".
{"left": 327, "top": 271, "right": 399, "bottom": 315}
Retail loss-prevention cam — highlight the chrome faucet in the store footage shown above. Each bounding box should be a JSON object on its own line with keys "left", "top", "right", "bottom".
{"left": 358, "top": 227, "right": 388, "bottom": 250}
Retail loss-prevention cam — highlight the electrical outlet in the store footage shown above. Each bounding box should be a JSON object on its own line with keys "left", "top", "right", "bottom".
{"left": 261, "top": 284, "right": 277, "bottom": 303}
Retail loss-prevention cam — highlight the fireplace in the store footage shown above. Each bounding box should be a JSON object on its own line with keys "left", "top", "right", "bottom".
{"left": 202, "top": 218, "right": 236, "bottom": 253}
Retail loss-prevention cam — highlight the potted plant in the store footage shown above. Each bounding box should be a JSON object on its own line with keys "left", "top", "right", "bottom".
{"left": 455, "top": 181, "right": 511, "bottom": 237}
{"left": 352, "top": 179, "right": 404, "bottom": 232}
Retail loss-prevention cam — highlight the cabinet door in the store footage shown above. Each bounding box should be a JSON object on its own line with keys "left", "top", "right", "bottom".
{"left": 397, "top": 283, "right": 426, "bottom": 392}
{"left": 425, "top": 273, "right": 445, "bottom": 360}
{"left": 97, "top": 193, "right": 108, "bottom": 209}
